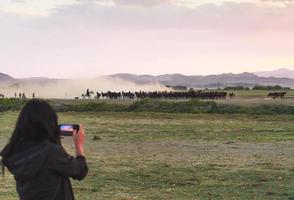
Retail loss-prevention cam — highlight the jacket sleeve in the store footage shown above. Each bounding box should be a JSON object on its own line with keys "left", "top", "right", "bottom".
{"left": 47, "top": 144, "right": 88, "bottom": 181}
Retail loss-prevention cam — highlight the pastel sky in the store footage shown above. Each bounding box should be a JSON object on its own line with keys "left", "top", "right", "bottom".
{"left": 0, "top": 0, "right": 294, "bottom": 78}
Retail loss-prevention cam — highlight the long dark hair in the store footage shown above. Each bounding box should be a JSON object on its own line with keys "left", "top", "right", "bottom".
{"left": 0, "top": 99, "right": 60, "bottom": 173}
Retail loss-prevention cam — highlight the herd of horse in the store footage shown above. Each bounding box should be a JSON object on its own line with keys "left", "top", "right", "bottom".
{"left": 78, "top": 89, "right": 230, "bottom": 100}
{"left": 77, "top": 89, "right": 287, "bottom": 100}
{"left": 0, "top": 91, "right": 288, "bottom": 100}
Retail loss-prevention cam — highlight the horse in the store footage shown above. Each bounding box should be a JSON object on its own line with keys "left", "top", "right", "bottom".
{"left": 82, "top": 89, "right": 94, "bottom": 99}
{"left": 267, "top": 92, "right": 286, "bottom": 99}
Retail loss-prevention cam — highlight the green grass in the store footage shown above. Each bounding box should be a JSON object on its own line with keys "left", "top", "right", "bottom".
{"left": 223, "top": 89, "right": 294, "bottom": 98}
{"left": 4, "top": 98, "right": 294, "bottom": 115}
{"left": 2, "top": 111, "right": 294, "bottom": 199}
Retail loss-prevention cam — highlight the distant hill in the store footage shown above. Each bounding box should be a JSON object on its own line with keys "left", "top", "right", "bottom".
{"left": 0, "top": 74, "right": 60, "bottom": 87}
{"left": 108, "top": 72, "right": 294, "bottom": 88}
{"left": 0, "top": 72, "right": 14, "bottom": 82}
{"left": 3, "top": 71, "right": 294, "bottom": 89}
{"left": 254, "top": 68, "right": 294, "bottom": 79}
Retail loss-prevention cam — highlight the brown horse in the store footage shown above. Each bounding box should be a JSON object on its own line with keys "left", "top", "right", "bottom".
{"left": 267, "top": 92, "right": 286, "bottom": 99}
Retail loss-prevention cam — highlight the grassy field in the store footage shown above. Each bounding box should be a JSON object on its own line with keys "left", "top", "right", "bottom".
{"left": 1, "top": 111, "right": 294, "bottom": 199}
{"left": 223, "top": 90, "right": 294, "bottom": 98}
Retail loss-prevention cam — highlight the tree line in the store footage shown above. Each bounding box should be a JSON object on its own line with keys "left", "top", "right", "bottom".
{"left": 224, "top": 85, "right": 291, "bottom": 91}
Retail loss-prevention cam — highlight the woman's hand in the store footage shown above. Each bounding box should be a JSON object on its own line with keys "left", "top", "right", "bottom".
{"left": 73, "top": 124, "right": 85, "bottom": 157}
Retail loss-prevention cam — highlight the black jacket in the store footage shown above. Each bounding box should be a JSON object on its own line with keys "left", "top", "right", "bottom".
{"left": 3, "top": 139, "right": 88, "bottom": 200}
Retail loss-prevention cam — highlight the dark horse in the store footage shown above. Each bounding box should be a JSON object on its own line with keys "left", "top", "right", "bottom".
{"left": 82, "top": 89, "right": 94, "bottom": 99}
{"left": 267, "top": 92, "right": 286, "bottom": 99}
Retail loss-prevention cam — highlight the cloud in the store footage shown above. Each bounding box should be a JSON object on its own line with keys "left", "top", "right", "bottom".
{"left": 87, "top": 0, "right": 294, "bottom": 7}
{"left": 38, "top": 1, "right": 294, "bottom": 33}
{"left": 260, "top": 0, "right": 294, "bottom": 2}
{"left": 2, "top": 0, "right": 294, "bottom": 17}
{"left": 256, "top": 0, "right": 294, "bottom": 7}
{"left": 2, "top": 2, "right": 294, "bottom": 44}
{"left": 1, "top": 0, "right": 294, "bottom": 77}
{"left": 10, "top": 0, "right": 26, "bottom": 3}
{"left": 92, "top": 0, "right": 176, "bottom": 7}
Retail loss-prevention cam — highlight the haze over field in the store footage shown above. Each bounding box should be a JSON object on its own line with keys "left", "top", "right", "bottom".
{"left": 0, "top": 0, "right": 294, "bottom": 78}
{"left": 2, "top": 68, "right": 294, "bottom": 98}
{"left": 0, "top": 74, "right": 167, "bottom": 98}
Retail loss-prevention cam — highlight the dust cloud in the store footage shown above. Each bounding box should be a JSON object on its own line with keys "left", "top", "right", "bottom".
{"left": 0, "top": 77, "right": 168, "bottom": 99}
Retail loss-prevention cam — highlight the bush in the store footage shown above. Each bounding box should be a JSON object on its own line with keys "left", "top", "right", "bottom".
{"left": 2, "top": 98, "right": 294, "bottom": 115}
{"left": 252, "top": 85, "right": 290, "bottom": 90}
{"left": 224, "top": 86, "right": 250, "bottom": 91}
{"left": 0, "top": 98, "right": 27, "bottom": 112}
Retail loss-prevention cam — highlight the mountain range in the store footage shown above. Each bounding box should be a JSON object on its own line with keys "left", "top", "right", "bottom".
{"left": 254, "top": 68, "right": 294, "bottom": 79}
{"left": 0, "top": 72, "right": 14, "bottom": 82}
{"left": 109, "top": 72, "right": 284, "bottom": 88}
{"left": 1, "top": 68, "right": 294, "bottom": 88}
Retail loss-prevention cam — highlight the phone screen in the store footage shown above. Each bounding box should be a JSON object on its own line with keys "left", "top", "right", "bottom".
{"left": 60, "top": 124, "right": 74, "bottom": 132}
{"left": 59, "top": 124, "right": 77, "bottom": 136}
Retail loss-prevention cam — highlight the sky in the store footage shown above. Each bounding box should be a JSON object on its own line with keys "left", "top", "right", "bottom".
{"left": 0, "top": 0, "right": 294, "bottom": 78}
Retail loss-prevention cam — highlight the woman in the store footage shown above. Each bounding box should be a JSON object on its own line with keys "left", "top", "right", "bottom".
{"left": 0, "top": 99, "right": 88, "bottom": 200}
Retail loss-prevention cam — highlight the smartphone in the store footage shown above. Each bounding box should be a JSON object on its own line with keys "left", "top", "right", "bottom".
{"left": 59, "top": 124, "right": 80, "bottom": 136}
